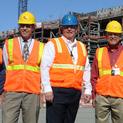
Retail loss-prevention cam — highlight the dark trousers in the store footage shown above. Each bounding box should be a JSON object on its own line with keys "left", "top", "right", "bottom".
{"left": 46, "top": 87, "right": 81, "bottom": 123}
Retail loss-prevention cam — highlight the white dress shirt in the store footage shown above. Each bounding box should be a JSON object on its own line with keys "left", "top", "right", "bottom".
{"left": 41, "top": 36, "right": 92, "bottom": 95}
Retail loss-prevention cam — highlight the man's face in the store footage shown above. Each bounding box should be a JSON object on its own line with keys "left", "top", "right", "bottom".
{"left": 19, "top": 24, "right": 35, "bottom": 41}
{"left": 107, "top": 32, "right": 121, "bottom": 46}
{"left": 61, "top": 25, "right": 78, "bottom": 42}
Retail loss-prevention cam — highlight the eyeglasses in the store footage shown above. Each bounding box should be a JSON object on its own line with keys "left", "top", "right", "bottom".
{"left": 19, "top": 24, "right": 34, "bottom": 29}
{"left": 107, "top": 33, "right": 121, "bottom": 37}
{"left": 63, "top": 25, "right": 78, "bottom": 29}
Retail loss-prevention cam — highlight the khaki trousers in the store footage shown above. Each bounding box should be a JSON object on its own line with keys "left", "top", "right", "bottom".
{"left": 95, "top": 94, "right": 123, "bottom": 123}
{"left": 2, "top": 92, "right": 40, "bottom": 123}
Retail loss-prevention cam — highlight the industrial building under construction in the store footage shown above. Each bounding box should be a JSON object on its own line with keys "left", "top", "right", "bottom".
{"left": 0, "top": 5, "right": 123, "bottom": 63}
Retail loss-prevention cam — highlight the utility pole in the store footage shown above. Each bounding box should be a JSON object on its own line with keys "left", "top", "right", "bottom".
{"left": 18, "top": 0, "right": 28, "bottom": 18}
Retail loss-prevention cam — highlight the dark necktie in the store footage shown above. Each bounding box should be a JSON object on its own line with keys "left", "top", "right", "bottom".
{"left": 23, "top": 42, "right": 29, "bottom": 61}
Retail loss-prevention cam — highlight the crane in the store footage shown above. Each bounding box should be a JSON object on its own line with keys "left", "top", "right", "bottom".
{"left": 18, "top": 0, "right": 28, "bottom": 18}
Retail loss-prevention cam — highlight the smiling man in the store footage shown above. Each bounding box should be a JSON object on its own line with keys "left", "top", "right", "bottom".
{"left": 2, "top": 11, "right": 44, "bottom": 123}
{"left": 41, "top": 13, "right": 92, "bottom": 123}
{"left": 91, "top": 20, "right": 123, "bottom": 123}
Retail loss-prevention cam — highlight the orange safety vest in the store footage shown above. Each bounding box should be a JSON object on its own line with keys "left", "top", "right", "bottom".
{"left": 0, "top": 48, "right": 2, "bottom": 64}
{"left": 4, "top": 38, "right": 44, "bottom": 94}
{"left": 96, "top": 47, "right": 123, "bottom": 98}
{"left": 50, "top": 37, "right": 87, "bottom": 91}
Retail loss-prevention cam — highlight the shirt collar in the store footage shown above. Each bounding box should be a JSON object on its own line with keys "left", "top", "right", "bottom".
{"left": 20, "top": 37, "right": 32, "bottom": 44}
{"left": 107, "top": 43, "right": 123, "bottom": 52}
{"left": 61, "top": 35, "right": 77, "bottom": 47}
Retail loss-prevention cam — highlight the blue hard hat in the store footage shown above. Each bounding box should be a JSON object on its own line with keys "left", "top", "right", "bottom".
{"left": 61, "top": 14, "right": 78, "bottom": 26}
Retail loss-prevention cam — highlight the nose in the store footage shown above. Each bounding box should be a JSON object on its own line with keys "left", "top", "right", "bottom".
{"left": 23, "top": 25, "right": 27, "bottom": 29}
{"left": 111, "top": 34, "right": 115, "bottom": 38}
{"left": 66, "top": 27, "right": 70, "bottom": 29}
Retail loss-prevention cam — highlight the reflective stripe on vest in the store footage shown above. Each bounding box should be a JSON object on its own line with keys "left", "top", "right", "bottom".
{"left": 98, "top": 48, "right": 123, "bottom": 77}
{"left": 54, "top": 38, "right": 86, "bottom": 56}
{"left": 8, "top": 38, "right": 13, "bottom": 62}
{"left": 99, "top": 69, "right": 123, "bottom": 76}
{"left": 54, "top": 38, "right": 62, "bottom": 53}
{"left": 53, "top": 38, "right": 86, "bottom": 71}
{"left": 7, "top": 64, "right": 40, "bottom": 72}
{"left": 38, "top": 42, "right": 44, "bottom": 64}
{"left": 52, "top": 63, "right": 85, "bottom": 71}
{"left": 79, "top": 42, "right": 86, "bottom": 57}
{"left": 7, "top": 39, "right": 43, "bottom": 72}
{"left": 97, "top": 48, "right": 103, "bottom": 77}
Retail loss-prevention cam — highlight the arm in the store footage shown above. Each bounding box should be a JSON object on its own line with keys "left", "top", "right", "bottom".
{"left": 0, "top": 43, "right": 7, "bottom": 104}
{"left": 91, "top": 55, "right": 99, "bottom": 99}
{"left": 3, "top": 43, "right": 8, "bottom": 67}
{"left": 82, "top": 57, "right": 92, "bottom": 103}
{"left": 83, "top": 57, "right": 92, "bottom": 95}
{"left": 91, "top": 55, "right": 99, "bottom": 107}
{"left": 40, "top": 41, "right": 55, "bottom": 102}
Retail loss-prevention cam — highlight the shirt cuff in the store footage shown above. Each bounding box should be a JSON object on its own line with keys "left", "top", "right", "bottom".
{"left": 84, "top": 89, "right": 92, "bottom": 95}
{"left": 42, "top": 85, "right": 52, "bottom": 93}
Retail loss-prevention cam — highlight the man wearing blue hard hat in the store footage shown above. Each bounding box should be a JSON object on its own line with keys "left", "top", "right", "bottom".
{"left": 41, "top": 13, "right": 92, "bottom": 123}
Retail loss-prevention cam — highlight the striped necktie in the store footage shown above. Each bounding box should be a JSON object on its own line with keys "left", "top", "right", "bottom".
{"left": 23, "top": 42, "right": 29, "bottom": 61}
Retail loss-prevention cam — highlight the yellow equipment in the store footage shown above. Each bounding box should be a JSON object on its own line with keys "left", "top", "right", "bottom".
{"left": 18, "top": 11, "right": 36, "bottom": 24}
{"left": 105, "top": 20, "right": 122, "bottom": 33}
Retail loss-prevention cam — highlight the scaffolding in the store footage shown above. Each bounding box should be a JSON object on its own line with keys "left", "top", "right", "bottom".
{"left": 1, "top": 5, "right": 123, "bottom": 63}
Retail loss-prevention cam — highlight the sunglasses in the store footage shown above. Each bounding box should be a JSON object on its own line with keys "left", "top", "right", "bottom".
{"left": 107, "top": 33, "right": 121, "bottom": 37}
{"left": 19, "top": 24, "right": 34, "bottom": 28}
{"left": 63, "top": 25, "right": 78, "bottom": 29}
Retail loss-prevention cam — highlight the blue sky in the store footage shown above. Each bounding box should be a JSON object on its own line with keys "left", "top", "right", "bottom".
{"left": 0, "top": 0, "right": 123, "bottom": 32}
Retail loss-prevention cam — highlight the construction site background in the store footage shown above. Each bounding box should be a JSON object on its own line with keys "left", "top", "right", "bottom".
{"left": 1, "top": 5, "right": 123, "bottom": 64}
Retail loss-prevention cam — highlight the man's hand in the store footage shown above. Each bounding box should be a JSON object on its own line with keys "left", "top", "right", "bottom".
{"left": 83, "top": 94, "right": 91, "bottom": 103}
{"left": 44, "top": 92, "right": 54, "bottom": 102}
{"left": 79, "top": 95, "right": 92, "bottom": 107}
{"left": 40, "top": 93, "right": 46, "bottom": 108}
